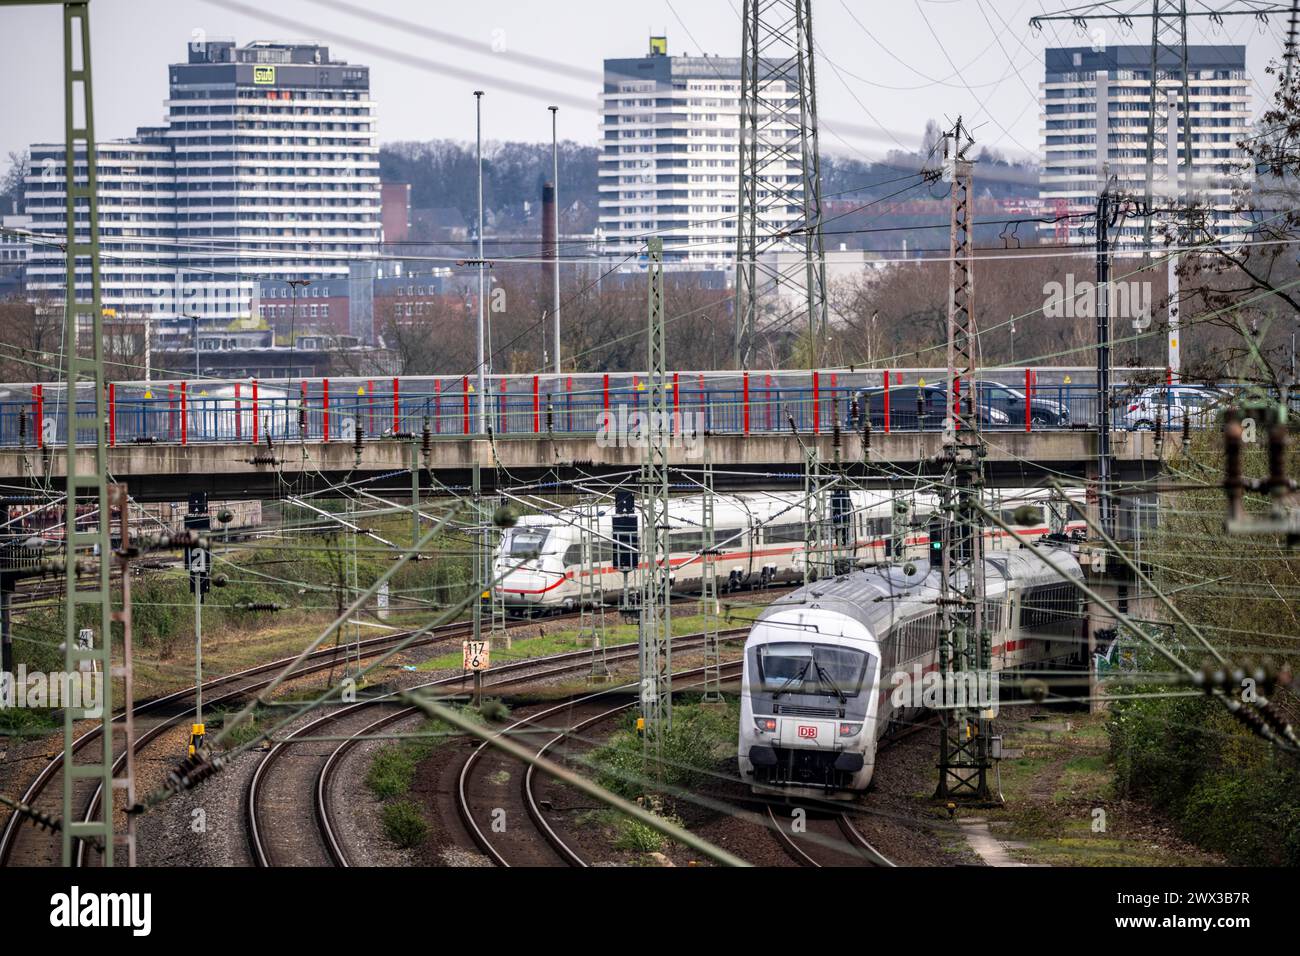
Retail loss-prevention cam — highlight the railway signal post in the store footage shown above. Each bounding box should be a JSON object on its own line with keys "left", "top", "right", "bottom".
{"left": 185, "top": 493, "right": 211, "bottom": 753}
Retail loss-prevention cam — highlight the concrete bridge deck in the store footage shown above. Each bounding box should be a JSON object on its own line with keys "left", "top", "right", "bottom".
{"left": 0, "top": 429, "right": 1165, "bottom": 500}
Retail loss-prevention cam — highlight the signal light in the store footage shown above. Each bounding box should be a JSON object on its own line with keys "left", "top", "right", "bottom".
{"left": 839, "top": 722, "right": 862, "bottom": 737}
{"left": 754, "top": 717, "right": 776, "bottom": 733}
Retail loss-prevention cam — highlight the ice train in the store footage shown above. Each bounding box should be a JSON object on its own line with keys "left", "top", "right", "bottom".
{"left": 491, "top": 487, "right": 1086, "bottom": 612}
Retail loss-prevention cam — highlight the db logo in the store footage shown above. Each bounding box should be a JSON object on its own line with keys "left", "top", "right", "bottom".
{"left": 798, "top": 725, "right": 818, "bottom": 739}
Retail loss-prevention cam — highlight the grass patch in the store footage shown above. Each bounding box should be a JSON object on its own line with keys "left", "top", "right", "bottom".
{"left": 212, "top": 708, "right": 266, "bottom": 747}
{"left": 1053, "top": 754, "right": 1110, "bottom": 804}
{"left": 0, "top": 706, "right": 59, "bottom": 738}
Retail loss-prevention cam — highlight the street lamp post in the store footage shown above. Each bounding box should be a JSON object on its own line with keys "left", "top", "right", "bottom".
{"left": 549, "top": 105, "right": 560, "bottom": 377}
{"left": 475, "top": 91, "right": 487, "bottom": 434}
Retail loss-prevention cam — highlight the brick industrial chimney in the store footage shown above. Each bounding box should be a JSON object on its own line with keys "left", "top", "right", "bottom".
{"left": 542, "top": 182, "right": 556, "bottom": 290}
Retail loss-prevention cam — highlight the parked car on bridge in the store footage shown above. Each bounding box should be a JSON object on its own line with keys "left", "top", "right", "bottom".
{"left": 848, "top": 385, "right": 1009, "bottom": 431}
{"left": 975, "top": 380, "right": 1070, "bottom": 427}
{"left": 1120, "top": 385, "right": 1228, "bottom": 431}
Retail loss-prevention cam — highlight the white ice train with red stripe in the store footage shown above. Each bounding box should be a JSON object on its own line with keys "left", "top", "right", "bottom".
{"left": 737, "top": 544, "right": 1086, "bottom": 799}
{"left": 491, "top": 486, "right": 1085, "bottom": 613}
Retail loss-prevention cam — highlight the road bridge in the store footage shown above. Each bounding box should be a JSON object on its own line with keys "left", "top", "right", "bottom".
{"left": 0, "top": 428, "right": 1166, "bottom": 501}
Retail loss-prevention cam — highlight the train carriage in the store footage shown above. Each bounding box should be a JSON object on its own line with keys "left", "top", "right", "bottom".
{"left": 737, "top": 546, "right": 1086, "bottom": 798}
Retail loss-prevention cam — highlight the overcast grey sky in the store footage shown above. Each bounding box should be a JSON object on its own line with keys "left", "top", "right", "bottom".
{"left": 0, "top": 0, "right": 1291, "bottom": 166}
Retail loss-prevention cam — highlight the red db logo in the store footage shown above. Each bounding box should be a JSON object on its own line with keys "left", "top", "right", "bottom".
{"left": 798, "top": 725, "right": 818, "bottom": 739}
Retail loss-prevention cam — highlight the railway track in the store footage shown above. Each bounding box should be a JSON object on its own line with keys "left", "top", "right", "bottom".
{"left": 519, "top": 662, "right": 746, "bottom": 867}
{"left": 765, "top": 804, "right": 894, "bottom": 867}
{"left": 457, "top": 653, "right": 747, "bottom": 867}
{"left": 761, "top": 718, "right": 941, "bottom": 868}
{"left": 3, "top": 611, "right": 574, "bottom": 867}
{"left": 252, "top": 629, "right": 746, "bottom": 866}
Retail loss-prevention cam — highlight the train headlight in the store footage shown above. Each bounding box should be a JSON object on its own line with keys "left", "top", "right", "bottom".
{"left": 753, "top": 717, "right": 776, "bottom": 734}
{"left": 838, "top": 722, "right": 862, "bottom": 737}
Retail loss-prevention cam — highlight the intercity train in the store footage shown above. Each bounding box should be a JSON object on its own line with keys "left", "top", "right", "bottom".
{"left": 737, "top": 545, "right": 1086, "bottom": 798}
{"left": 491, "top": 487, "right": 1086, "bottom": 612}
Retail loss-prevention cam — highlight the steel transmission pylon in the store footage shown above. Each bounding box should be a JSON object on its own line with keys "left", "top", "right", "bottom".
{"left": 936, "top": 120, "right": 992, "bottom": 802}
{"left": 639, "top": 237, "right": 672, "bottom": 757}
{"left": 1142, "top": 1, "right": 1192, "bottom": 248}
{"left": 735, "top": 0, "right": 830, "bottom": 369}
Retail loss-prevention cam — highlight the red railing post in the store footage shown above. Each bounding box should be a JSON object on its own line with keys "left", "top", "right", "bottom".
{"left": 322, "top": 378, "right": 330, "bottom": 442}
{"left": 812, "top": 370, "right": 820, "bottom": 435}
{"left": 1025, "top": 367, "right": 1032, "bottom": 433}
{"left": 463, "top": 375, "right": 470, "bottom": 435}
{"left": 108, "top": 383, "right": 116, "bottom": 446}
{"left": 33, "top": 384, "right": 43, "bottom": 448}
{"left": 367, "top": 379, "right": 375, "bottom": 436}
{"left": 602, "top": 373, "right": 610, "bottom": 426}
{"left": 392, "top": 376, "right": 400, "bottom": 433}
{"left": 533, "top": 375, "right": 540, "bottom": 433}
{"left": 953, "top": 376, "right": 961, "bottom": 431}
{"left": 499, "top": 376, "right": 507, "bottom": 433}
{"left": 180, "top": 381, "right": 188, "bottom": 445}
{"left": 883, "top": 369, "right": 891, "bottom": 434}
{"left": 743, "top": 370, "right": 750, "bottom": 435}
{"left": 672, "top": 372, "right": 680, "bottom": 434}
{"left": 252, "top": 379, "right": 259, "bottom": 445}
{"left": 234, "top": 382, "right": 242, "bottom": 440}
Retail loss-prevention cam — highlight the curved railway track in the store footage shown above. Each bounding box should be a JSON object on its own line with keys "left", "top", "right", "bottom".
{"left": 519, "top": 662, "right": 746, "bottom": 867}
{"left": 251, "top": 629, "right": 746, "bottom": 866}
{"left": 761, "top": 718, "right": 941, "bottom": 868}
{"left": 765, "top": 804, "right": 894, "bottom": 867}
{"left": 4, "top": 611, "right": 572, "bottom": 867}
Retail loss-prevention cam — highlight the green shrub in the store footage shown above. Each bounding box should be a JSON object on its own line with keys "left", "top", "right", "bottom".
{"left": 366, "top": 741, "right": 422, "bottom": 799}
{"left": 381, "top": 799, "right": 428, "bottom": 848}
{"left": 591, "top": 699, "right": 738, "bottom": 800}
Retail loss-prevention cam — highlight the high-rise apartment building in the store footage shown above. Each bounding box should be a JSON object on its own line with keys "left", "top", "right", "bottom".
{"left": 598, "top": 38, "right": 801, "bottom": 265}
{"left": 1039, "top": 45, "right": 1251, "bottom": 244}
{"left": 23, "top": 39, "right": 381, "bottom": 340}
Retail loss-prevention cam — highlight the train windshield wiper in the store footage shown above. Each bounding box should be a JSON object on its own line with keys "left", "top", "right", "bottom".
{"left": 813, "top": 658, "right": 847, "bottom": 703}
{"left": 771, "top": 659, "right": 810, "bottom": 698}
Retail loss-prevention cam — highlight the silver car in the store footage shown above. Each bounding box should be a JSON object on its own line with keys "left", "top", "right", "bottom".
{"left": 1121, "top": 385, "right": 1226, "bottom": 431}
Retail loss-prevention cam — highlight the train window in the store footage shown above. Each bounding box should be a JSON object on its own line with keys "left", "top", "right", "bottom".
{"left": 562, "top": 544, "right": 582, "bottom": 568}
{"left": 505, "top": 528, "right": 550, "bottom": 556}
{"left": 765, "top": 523, "right": 804, "bottom": 544}
{"left": 668, "top": 530, "right": 703, "bottom": 554}
{"left": 756, "top": 643, "right": 870, "bottom": 695}
{"left": 591, "top": 537, "right": 614, "bottom": 565}
{"left": 716, "top": 528, "right": 743, "bottom": 550}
